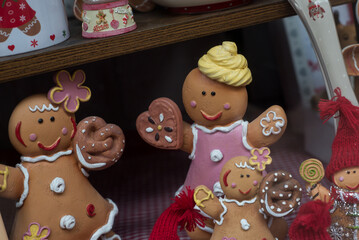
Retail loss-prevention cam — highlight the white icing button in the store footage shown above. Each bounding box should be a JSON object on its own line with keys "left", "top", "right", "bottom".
{"left": 210, "top": 149, "right": 223, "bottom": 162}
{"left": 60, "top": 215, "right": 76, "bottom": 230}
{"left": 240, "top": 219, "right": 250, "bottom": 230}
{"left": 50, "top": 177, "right": 65, "bottom": 194}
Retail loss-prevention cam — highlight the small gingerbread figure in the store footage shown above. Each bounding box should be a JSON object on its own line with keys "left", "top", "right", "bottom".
{"left": 0, "top": 0, "right": 41, "bottom": 42}
{"left": 137, "top": 42, "right": 288, "bottom": 239}
{"left": 290, "top": 88, "right": 359, "bottom": 240}
{"left": 0, "top": 70, "right": 124, "bottom": 240}
{"left": 193, "top": 148, "right": 302, "bottom": 240}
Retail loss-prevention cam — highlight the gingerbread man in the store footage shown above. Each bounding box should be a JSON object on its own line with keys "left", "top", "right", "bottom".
{"left": 0, "top": 70, "right": 124, "bottom": 240}
{"left": 193, "top": 149, "right": 302, "bottom": 240}
{"left": 290, "top": 88, "right": 359, "bottom": 240}
{"left": 137, "top": 41, "right": 288, "bottom": 239}
{"left": 0, "top": 0, "right": 41, "bottom": 42}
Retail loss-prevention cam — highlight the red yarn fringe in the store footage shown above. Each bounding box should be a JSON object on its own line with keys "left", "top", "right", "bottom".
{"left": 318, "top": 88, "right": 359, "bottom": 131}
{"left": 149, "top": 186, "right": 206, "bottom": 240}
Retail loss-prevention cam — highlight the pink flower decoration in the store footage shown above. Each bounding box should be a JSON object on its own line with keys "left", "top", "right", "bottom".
{"left": 249, "top": 147, "right": 272, "bottom": 171}
{"left": 48, "top": 70, "right": 91, "bottom": 113}
{"left": 23, "top": 222, "right": 50, "bottom": 240}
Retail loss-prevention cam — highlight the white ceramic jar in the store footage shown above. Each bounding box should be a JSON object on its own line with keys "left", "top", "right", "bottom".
{"left": 0, "top": 0, "right": 70, "bottom": 57}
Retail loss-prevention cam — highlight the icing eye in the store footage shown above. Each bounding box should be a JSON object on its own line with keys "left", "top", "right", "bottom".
{"left": 211, "top": 91, "right": 216, "bottom": 96}
{"left": 354, "top": 171, "right": 357, "bottom": 174}
{"left": 246, "top": 174, "right": 250, "bottom": 178}
{"left": 240, "top": 174, "right": 244, "bottom": 178}
{"left": 202, "top": 91, "right": 206, "bottom": 96}
{"left": 347, "top": 171, "right": 351, "bottom": 174}
{"left": 50, "top": 116, "right": 55, "bottom": 122}
{"left": 38, "top": 118, "right": 43, "bottom": 124}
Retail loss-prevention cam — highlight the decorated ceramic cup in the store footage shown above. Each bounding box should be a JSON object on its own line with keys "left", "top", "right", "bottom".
{"left": 80, "top": 0, "right": 137, "bottom": 38}
{"left": 0, "top": 0, "right": 70, "bottom": 57}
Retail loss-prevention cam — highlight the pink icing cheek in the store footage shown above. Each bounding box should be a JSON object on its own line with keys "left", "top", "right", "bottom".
{"left": 231, "top": 183, "right": 237, "bottom": 188}
{"left": 223, "top": 103, "right": 231, "bottom": 110}
{"left": 339, "top": 176, "right": 344, "bottom": 182}
{"left": 253, "top": 180, "right": 258, "bottom": 186}
{"left": 190, "top": 101, "right": 197, "bottom": 108}
{"left": 62, "top": 127, "right": 68, "bottom": 135}
{"left": 29, "top": 133, "right": 37, "bottom": 142}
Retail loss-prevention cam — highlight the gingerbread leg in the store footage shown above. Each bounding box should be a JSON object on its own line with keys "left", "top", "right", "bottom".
{"left": 186, "top": 227, "right": 211, "bottom": 240}
{"left": 100, "top": 231, "right": 121, "bottom": 240}
{"left": 269, "top": 217, "right": 288, "bottom": 240}
{"left": 17, "top": 16, "right": 41, "bottom": 36}
{"left": 0, "top": 28, "right": 12, "bottom": 42}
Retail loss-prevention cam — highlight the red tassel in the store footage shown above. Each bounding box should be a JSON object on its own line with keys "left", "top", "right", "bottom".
{"left": 289, "top": 200, "right": 332, "bottom": 240}
{"left": 149, "top": 187, "right": 206, "bottom": 240}
{"left": 318, "top": 88, "right": 359, "bottom": 131}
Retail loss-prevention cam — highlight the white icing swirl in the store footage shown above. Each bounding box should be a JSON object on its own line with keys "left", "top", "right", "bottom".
{"left": 50, "top": 177, "right": 65, "bottom": 193}
{"left": 60, "top": 215, "right": 76, "bottom": 230}
{"left": 210, "top": 149, "right": 223, "bottom": 162}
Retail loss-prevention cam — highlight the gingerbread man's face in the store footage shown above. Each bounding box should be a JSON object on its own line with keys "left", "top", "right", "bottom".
{"left": 8, "top": 95, "right": 76, "bottom": 157}
{"left": 333, "top": 166, "right": 359, "bottom": 192}
{"left": 220, "top": 156, "right": 263, "bottom": 201}
{"left": 182, "top": 68, "right": 248, "bottom": 127}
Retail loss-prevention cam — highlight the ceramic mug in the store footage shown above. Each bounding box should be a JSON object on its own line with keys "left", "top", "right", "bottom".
{"left": 0, "top": 0, "right": 70, "bottom": 57}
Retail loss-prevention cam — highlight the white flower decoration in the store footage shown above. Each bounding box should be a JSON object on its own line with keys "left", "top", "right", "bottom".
{"left": 260, "top": 111, "right": 285, "bottom": 136}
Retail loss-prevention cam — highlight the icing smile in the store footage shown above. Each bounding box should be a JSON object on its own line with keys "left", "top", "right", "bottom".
{"left": 38, "top": 137, "right": 61, "bottom": 151}
{"left": 346, "top": 184, "right": 359, "bottom": 191}
{"left": 238, "top": 188, "right": 252, "bottom": 195}
{"left": 200, "top": 110, "right": 222, "bottom": 121}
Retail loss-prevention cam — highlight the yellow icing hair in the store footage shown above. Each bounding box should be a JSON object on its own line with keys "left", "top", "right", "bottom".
{"left": 198, "top": 41, "right": 252, "bottom": 87}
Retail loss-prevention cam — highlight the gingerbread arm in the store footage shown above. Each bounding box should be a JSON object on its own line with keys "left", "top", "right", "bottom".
{"left": 306, "top": 183, "right": 331, "bottom": 203}
{"left": 247, "top": 105, "right": 287, "bottom": 148}
{"left": 194, "top": 185, "right": 222, "bottom": 220}
{"left": 0, "top": 164, "right": 24, "bottom": 201}
{"left": 180, "top": 121, "right": 193, "bottom": 153}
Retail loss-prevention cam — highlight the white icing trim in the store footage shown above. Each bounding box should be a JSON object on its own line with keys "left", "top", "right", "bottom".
{"left": 189, "top": 120, "right": 251, "bottom": 159}
{"left": 264, "top": 193, "right": 293, "bottom": 217}
{"left": 101, "top": 234, "right": 121, "bottom": 240}
{"left": 16, "top": 164, "right": 29, "bottom": 208}
{"left": 352, "top": 45, "right": 359, "bottom": 72}
{"left": 81, "top": 168, "right": 90, "bottom": 177}
{"left": 21, "top": 18, "right": 38, "bottom": 33}
{"left": 76, "top": 144, "right": 106, "bottom": 169}
{"left": 29, "top": 103, "right": 59, "bottom": 113}
{"left": 50, "top": 177, "right": 65, "bottom": 193}
{"left": 0, "top": 29, "right": 10, "bottom": 37}
{"left": 235, "top": 161, "right": 255, "bottom": 170}
{"left": 90, "top": 199, "right": 119, "bottom": 240}
{"left": 21, "top": 150, "right": 72, "bottom": 163}
{"left": 260, "top": 111, "right": 285, "bottom": 137}
{"left": 196, "top": 223, "right": 214, "bottom": 234}
{"left": 213, "top": 181, "right": 224, "bottom": 197}
{"left": 215, "top": 197, "right": 257, "bottom": 226}
{"left": 194, "top": 205, "right": 212, "bottom": 219}
{"left": 60, "top": 215, "right": 76, "bottom": 230}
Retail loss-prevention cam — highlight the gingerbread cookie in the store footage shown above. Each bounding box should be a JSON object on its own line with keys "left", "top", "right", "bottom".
{"left": 141, "top": 42, "right": 288, "bottom": 239}
{"left": 136, "top": 97, "right": 183, "bottom": 149}
{"left": 193, "top": 151, "right": 301, "bottom": 240}
{"left": 0, "top": 0, "right": 41, "bottom": 43}
{"left": 0, "top": 70, "right": 122, "bottom": 240}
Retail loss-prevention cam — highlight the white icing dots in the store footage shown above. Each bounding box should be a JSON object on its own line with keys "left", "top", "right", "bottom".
{"left": 145, "top": 127, "right": 154, "bottom": 133}
{"left": 81, "top": 129, "right": 86, "bottom": 133}
{"left": 277, "top": 208, "right": 282, "bottom": 212}
{"left": 159, "top": 113, "right": 164, "bottom": 122}
{"left": 282, "top": 201, "right": 286, "bottom": 205}
{"left": 274, "top": 178, "right": 278, "bottom": 182}
{"left": 296, "top": 198, "right": 300, "bottom": 202}
{"left": 165, "top": 136, "right": 173, "bottom": 143}
{"left": 60, "top": 215, "right": 76, "bottom": 230}
{"left": 50, "top": 177, "right": 65, "bottom": 194}
{"left": 270, "top": 206, "right": 275, "bottom": 209}
{"left": 279, "top": 194, "right": 283, "bottom": 197}
{"left": 240, "top": 219, "right": 250, "bottom": 230}
{"left": 210, "top": 149, "right": 223, "bottom": 162}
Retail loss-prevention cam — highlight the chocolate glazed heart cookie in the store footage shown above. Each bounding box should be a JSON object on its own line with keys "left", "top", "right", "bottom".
{"left": 73, "top": 116, "right": 125, "bottom": 171}
{"left": 136, "top": 97, "right": 183, "bottom": 149}
{"left": 258, "top": 170, "right": 302, "bottom": 218}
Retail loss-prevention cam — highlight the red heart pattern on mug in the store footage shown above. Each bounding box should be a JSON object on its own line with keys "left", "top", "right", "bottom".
{"left": 8, "top": 45, "right": 15, "bottom": 51}
{"left": 50, "top": 34, "right": 55, "bottom": 41}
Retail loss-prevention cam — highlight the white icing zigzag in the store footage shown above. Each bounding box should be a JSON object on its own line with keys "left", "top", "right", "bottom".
{"left": 16, "top": 164, "right": 29, "bottom": 208}
{"left": 21, "top": 18, "right": 38, "bottom": 34}
{"left": 0, "top": 29, "right": 10, "bottom": 37}
{"left": 235, "top": 161, "right": 255, "bottom": 170}
{"left": 21, "top": 150, "right": 72, "bottom": 163}
{"left": 29, "top": 104, "right": 59, "bottom": 113}
{"left": 91, "top": 199, "right": 119, "bottom": 240}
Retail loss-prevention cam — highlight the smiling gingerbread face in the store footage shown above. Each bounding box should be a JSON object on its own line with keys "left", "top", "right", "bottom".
{"left": 182, "top": 68, "right": 248, "bottom": 127}
{"left": 220, "top": 156, "right": 263, "bottom": 201}
{"left": 333, "top": 166, "right": 359, "bottom": 192}
{"left": 8, "top": 94, "right": 76, "bottom": 157}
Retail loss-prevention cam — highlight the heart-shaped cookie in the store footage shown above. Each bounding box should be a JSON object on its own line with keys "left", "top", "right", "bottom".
{"left": 136, "top": 97, "right": 183, "bottom": 149}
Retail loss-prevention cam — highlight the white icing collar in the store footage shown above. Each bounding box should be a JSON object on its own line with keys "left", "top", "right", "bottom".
{"left": 21, "top": 150, "right": 72, "bottom": 163}
{"left": 193, "top": 119, "right": 244, "bottom": 134}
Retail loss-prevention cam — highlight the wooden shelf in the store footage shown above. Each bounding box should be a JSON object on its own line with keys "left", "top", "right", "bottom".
{"left": 0, "top": 0, "right": 354, "bottom": 82}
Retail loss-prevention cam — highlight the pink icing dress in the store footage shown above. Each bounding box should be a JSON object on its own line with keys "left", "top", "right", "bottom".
{"left": 0, "top": 0, "right": 36, "bottom": 28}
{"left": 183, "top": 120, "right": 252, "bottom": 191}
